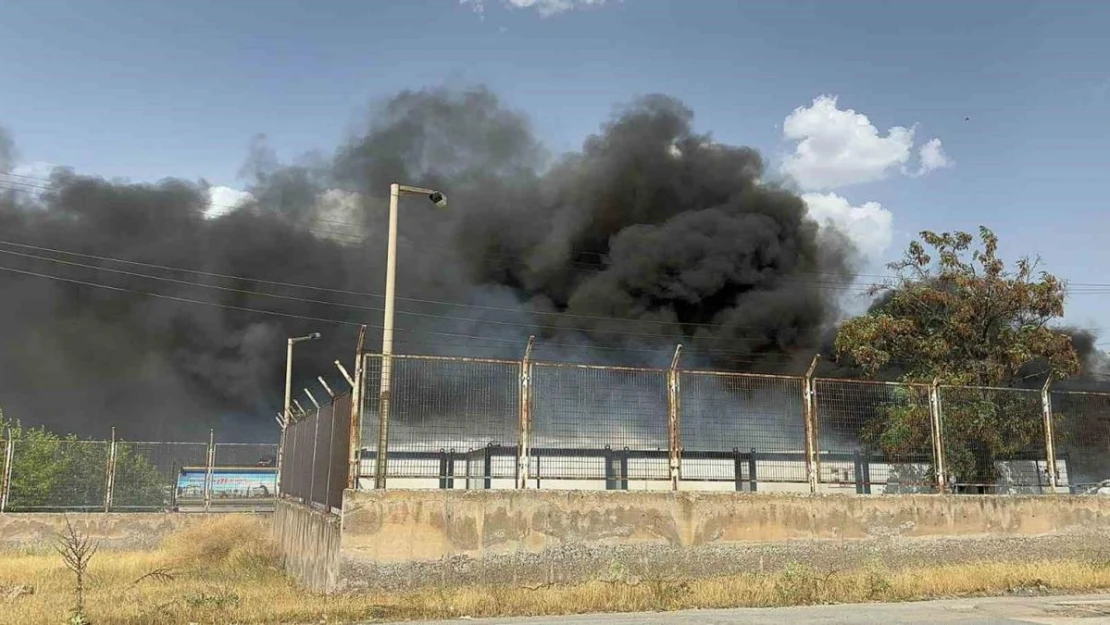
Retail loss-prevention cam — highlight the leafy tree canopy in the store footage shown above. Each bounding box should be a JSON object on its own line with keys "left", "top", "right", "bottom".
{"left": 1, "top": 406, "right": 165, "bottom": 511}
{"left": 834, "top": 227, "right": 1080, "bottom": 490}
{"left": 835, "top": 226, "right": 1079, "bottom": 386}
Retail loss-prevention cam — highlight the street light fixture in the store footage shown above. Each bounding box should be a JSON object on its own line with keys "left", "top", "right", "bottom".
{"left": 375, "top": 183, "right": 447, "bottom": 489}
{"left": 276, "top": 332, "right": 322, "bottom": 497}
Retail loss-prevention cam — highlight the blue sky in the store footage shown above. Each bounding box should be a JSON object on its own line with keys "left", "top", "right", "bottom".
{"left": 2, "top": 0, "right": 1108, "bottom": 332}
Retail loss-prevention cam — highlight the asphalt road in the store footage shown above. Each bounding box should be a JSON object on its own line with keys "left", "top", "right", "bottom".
{"left": 401, "top": 594, "right": 1110, "bottom": 625}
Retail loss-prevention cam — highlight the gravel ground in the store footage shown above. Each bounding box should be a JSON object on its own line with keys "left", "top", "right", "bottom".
{"left": 395, "top": 593, "right": 1110, "bottom": 625}
{"left": 341, "top": 529, "right": 1110, "bottom": 593}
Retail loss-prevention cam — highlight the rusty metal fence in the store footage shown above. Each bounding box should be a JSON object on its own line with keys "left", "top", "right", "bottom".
{"left": 0, "top": 431, "right": 277, "bottom": 513}
{"left": 352, "top": 350, "right": 1110, "bottom": 495}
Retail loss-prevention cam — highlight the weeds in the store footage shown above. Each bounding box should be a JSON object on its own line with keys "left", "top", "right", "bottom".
{"left": 773, "top": 562, "right": 821, "bottom": 605}
{"left": 184, "top": 587, "right": 241, "bottom": 610}
{"left": 861, "top": 559, "right": 893, "bottom": 600}
{"left": 1, "top": 518, "right": 1109, "bottom": 625}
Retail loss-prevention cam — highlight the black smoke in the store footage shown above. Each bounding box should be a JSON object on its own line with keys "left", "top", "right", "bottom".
{"left": 0, "top": 87, "right": 858, "bottom": 439}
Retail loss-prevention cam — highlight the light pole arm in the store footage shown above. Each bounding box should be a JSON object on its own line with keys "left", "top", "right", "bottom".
{"left": 396, "top": 184, "right": 439, "bottom": 196}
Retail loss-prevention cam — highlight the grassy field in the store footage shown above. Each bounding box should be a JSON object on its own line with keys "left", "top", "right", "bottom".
{"left": 1, "top": 515, "right": 1109, "bottom": 624}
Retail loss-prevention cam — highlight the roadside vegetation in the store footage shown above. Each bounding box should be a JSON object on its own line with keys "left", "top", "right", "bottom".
{"left": 1, "top": 515, "right": 1109, "bottom": 624}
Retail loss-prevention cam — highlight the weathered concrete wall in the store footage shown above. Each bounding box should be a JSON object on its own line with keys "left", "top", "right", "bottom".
{"left": 0, "top": 513, "right": 259, "bottom": 552}
{"left": 337, "top": 490, "right": 1110, "bottom": 592}
{"left": 273, "top": 500, "right": 341, "bottom": 593}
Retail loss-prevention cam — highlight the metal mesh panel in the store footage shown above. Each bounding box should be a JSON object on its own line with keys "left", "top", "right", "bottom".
{"left": 680, "top": 372, "right": 806, "bottom": 484}
{"left": 531, "top": 363, "right": 669, "bottom": 481}
{"left": 6, "top": 440, "right": 108, "bottom": 511}
{"left": 326, "top": 394, "right": 353, "bottom": 510}
{"left": 280, "top": 393, "right": 348, "bottom": 509}
{"left": 815, "top": 380, "right": 934, "bottom": 493}
{"left": 202, "top": 443, "right": 279, "bottom": 508}
{"left": 282, "top": 409, "right": 313, "bottom": 501}
{"left": 310, "top": 399, "right": 335, "bottom": 506}
{"left": 939, "top": 386, "right": 1047, "bottom": 493}
{"left": 360, "top": 354, "right": 383, "bottom": 481}
{"left": 363, "top": 355, "right": 520, "bottom": 482}
{"left": 288, "top": 405, "right": 317, "bottom": 504}
{"left": 1051, "top": 391, "right": 1110, "bottom": 492}
{"left": 111, "top": 442, "right": 208, "bottom": 511}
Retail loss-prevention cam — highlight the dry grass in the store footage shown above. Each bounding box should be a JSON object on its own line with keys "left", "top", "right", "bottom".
{"left": 0, "top": 516, "right": 1109, "bottom": 624}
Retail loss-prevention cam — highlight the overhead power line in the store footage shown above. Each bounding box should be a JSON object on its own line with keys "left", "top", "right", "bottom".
{"left": 0, "top": 261, "right": 836, "bottom": 364}
{"left": 0, "top": 245, "right": 828, "bottom": 343}
{"left": 0, "top": 238, "right": 876, "bottom": 327}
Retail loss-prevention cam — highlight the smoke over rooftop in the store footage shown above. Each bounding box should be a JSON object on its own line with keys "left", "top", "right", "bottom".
{"left": 0, "top": 86, "right": 859, "bottom": 439}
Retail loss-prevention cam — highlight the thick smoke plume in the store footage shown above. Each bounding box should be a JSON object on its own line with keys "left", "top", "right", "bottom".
{"left": 1, "top": 87, "right": 858, "bottom": 439}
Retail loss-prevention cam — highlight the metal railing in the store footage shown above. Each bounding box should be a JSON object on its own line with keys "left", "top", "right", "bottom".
{"left": 349, "top": 349, "right": 1110, "bottom": 495}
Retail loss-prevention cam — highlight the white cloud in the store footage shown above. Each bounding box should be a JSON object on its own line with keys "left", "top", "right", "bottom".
{"left": 802, "top": 192, "right": 893, "bottom": 260}
{"left": 781, "top": 95, "right": 953, "bottom": 191}
{"left": 206, "top": 186, "right": 253, "bottom": 219}
{"left": 781, "top": 95, "right": 916, "bottom": 191}
{"left": 915, "top": 138, "right": 952, "bottom": 175}
{"left": 462, "top": 0, "right": 610, "bottom": 18}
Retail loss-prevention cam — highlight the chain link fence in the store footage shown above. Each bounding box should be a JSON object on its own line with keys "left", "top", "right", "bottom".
{"left": 530, "top": 363, "right": 670, "bottom": 485}
{"left": 360, "top": 356, "right": 520, "bottom": 488}
{"left": 111, "top": 442, "right": 208, "bottom": 511}
{"left": 0, "top": 433, "right": 276, "bottom": 513}
{"left": 1051, "top": 390, "right": 1110, "bottom": 493}
{"left": 681, "top": 372, "right": 806, "bottom": 488}
{"left": 6, "top": 353, "right": 1110, "bottom": 512}
{"left": 814, "top": 380, "right": 935, "bottom": 494}
{"left": 353, "top": 352, "right": 1110, "bottom": 495}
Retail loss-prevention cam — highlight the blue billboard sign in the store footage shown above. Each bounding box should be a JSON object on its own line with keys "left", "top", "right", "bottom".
{"left": 175, "top": 467, "right": 276, "bottom": 502}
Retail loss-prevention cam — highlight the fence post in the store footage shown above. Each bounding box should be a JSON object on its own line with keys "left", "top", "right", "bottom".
{"left": 204, "top": 429, "right": 215, "bottom": 512}
{"left": 929, "top": 379, "right": 948, "bottom": 493}
{"left": 1, "top": 429, "right": 13, "bottom": 513}
{"left": 306, "top": 388, "right": 321, "bottom": 506}
{"left": 275, "top": 411, "right": 289, "bottom": 498}
{"left": 802, "top": 355, "right": 820, "bottom": 494}
{"left": 347, "top": 324, "right": 366, "bottom": 490}
{"left": 104, "top": 427, "right": 117, "bottom": 513}
{"left": 1041, "top": 376, "right": 1058, "bottom": 490}
{"left": 749, "top": 447, "right": 758, "bottom": 492}
{"left": 516, "top": 335, "right": 535, "bottom": 489}
{"left": 667, "top": 344, "right": 684, "bottom": 491}
{"left": 275, "top": 413, "right": 287, "bottom": 498}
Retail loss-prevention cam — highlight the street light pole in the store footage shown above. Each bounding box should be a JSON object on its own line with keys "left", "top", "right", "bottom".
{"left": 276, "top": 332, "right": 322, "bottom": 497}
{"left": 375, "top": 183, "right": 447, "bottom": 489}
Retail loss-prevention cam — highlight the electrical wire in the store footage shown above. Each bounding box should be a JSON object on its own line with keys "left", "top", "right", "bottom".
{"left": 0, "top": 245, "right": 827, "bottom": 343}
{"left": 0, "top": 238, "right": 873, "bottom": 329}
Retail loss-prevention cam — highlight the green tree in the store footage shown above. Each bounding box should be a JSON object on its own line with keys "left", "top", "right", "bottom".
{"left": 834, "top": 227, "right": 1079, "bottom": 490}
{"left": 1, "top": 416, "right": 66, "bottom": 510}
{"left": 0, "top": 409, "right": 165, "bottom": 511}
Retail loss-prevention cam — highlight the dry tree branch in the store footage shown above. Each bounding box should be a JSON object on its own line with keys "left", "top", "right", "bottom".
{"left": 54, "top": 514, "right": 99, "bottom": 619}
{"left": 132, "top": 567, "right": 176, "bottom": 586}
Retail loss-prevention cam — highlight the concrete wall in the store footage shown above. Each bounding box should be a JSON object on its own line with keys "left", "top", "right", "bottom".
{"left": 0, "top": 513, "right": 250, "bottom": 552}
{"left": 272, "top": 500, "right": 341, "bottom": 593}
{"left": 336, "top": 490, "right": 1110, "bottom": 593}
